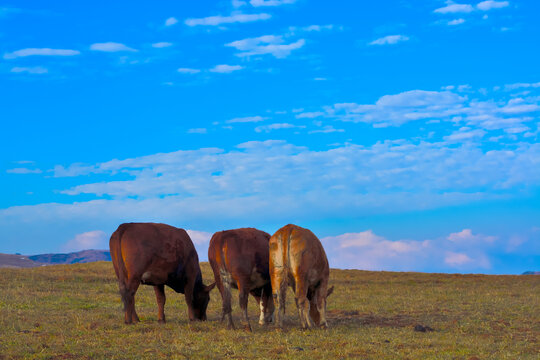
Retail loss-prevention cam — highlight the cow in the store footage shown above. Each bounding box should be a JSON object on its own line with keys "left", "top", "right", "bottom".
{"left": 109, "top": 222, "right": 215, "bottom": 324}
{"left": 208, "top": 228, "right": 274, "bottom": 331}
{"left": 269, "top": 224, "right": 334, "bottom": 329}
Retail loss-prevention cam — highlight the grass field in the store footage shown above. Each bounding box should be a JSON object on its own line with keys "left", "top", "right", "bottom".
{"left": 0, "top": 262, "right": 538, "bottom": 359}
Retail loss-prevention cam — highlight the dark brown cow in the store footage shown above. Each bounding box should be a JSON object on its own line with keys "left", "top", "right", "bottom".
{"left": 208, "top": 228, "right": 274, "bottom": 331}
{"left": 269, "top": 224, "right": 333, "bottom": 329}
{"left": 109, "top": 222, "right": 215, "bottom": 324}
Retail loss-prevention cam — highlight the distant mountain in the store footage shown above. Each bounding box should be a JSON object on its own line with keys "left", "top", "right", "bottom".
{"left": 29, "top": 250, "right": 111, "bottom": 264}
{"left": 0, "top": 250, "right": 111, "bottom": 268}
{"left": 522, "top": 271, "right": 540, "bottom": 275}
{"left": 0, "top": 253, "right": 46, "bottom": 268}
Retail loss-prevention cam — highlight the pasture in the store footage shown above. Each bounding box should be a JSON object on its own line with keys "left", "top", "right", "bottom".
{"left": 0, "top": 262, "right": 538, "bottom": 359}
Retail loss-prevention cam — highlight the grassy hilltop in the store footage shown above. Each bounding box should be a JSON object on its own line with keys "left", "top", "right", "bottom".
{"left": 0, "top": 262, "right": 538, "bottom": 359}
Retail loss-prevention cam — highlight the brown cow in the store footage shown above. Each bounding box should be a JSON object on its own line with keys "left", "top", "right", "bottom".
{"left": 109, "top": 222, "right": 215, "bottom": 324}
{"left": 269, "top": 224, "right": 333, "bottom": 329}
{"left": 208, "top": 228, "right": 274, "bottom": 331}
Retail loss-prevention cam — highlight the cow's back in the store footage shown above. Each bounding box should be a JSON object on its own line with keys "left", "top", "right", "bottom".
{"left": 269, "top": 224, "right": 329, "bottom": 285}
{"left": 110, "top": 223, "right": 197, "bottom": 284}
{"left": 209, "top": 228, "right": 270, "bottom": 275}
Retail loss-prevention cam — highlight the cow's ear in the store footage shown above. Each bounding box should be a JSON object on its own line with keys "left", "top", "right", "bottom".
{"left": 326, "top": 286, "right": 334, "bottom": 297}
{"left": 204, "top": 282, "right": 216, "bottom": 293}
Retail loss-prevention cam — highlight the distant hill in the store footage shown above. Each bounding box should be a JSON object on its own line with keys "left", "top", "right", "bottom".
{"left": 28, "top": 250, "right": 111, "bottom": 265}
{"left": 0, "top": 250, "right": 111, "bottom": 268}
{"left": 0, "top": 253, "right": 46, "bottom": 268}
{"left": 522, "top": 271, "right": 540, "bottom": 275}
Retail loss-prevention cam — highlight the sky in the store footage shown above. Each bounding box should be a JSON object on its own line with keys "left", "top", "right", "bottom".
{"left": 1, "top": 0, "right": 539, "bottom": 274}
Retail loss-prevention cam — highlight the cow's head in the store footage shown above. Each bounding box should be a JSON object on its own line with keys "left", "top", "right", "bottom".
{"left": 192, "top": 282, "right": 216, "bottom": 320}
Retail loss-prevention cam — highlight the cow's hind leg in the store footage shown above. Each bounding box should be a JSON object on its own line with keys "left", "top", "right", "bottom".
{"left": 253, "top": 284, "right": 274, "bottom": 325}
{"left": 220, "top": 275, "right": 235, "bottom": 329}
{"left": 121, "top": 278, "right": 140, "bottom": 324}
{"left": 118, "top": 281, "right": 130, "bottom": 324}
{"left": 251, "top": 288, "right": 265, "bottom": 326}
{"left": 154, "top": 284, "right": 166, "bottom": 323}
{"left": 272, "top": 275, "right": 287, "bottom": 329}
{"left": 294, "top": 280, "right": 314, "bottom": 329}
{"left": 238, "top": 284, "right": 252, "bottom": 332}
{"left": 315, "top": 283, "right": 329, "bottom": 329}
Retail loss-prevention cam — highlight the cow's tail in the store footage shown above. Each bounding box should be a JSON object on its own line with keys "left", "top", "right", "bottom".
{"left": 109, "top": 224, "right": 129, "bottom": 283}
{"left": 285, "top": 227, "right": 294, "bottom": 277}
{"left": 110, "top": 224, "right": 131, "bottom": 311}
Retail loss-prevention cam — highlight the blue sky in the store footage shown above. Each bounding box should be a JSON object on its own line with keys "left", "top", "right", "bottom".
{"left": 1, "top": 0, "right": 539, "bottom": 274}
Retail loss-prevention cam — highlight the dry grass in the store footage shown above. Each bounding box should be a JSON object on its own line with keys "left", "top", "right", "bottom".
{"left": 0, "top": 262, "right": 538, "bottom": 359}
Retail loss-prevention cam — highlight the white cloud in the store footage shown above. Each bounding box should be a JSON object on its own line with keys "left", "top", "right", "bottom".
{"left": 186, "top": 230, "right": 212, "bottom": 245}
{"left": 448, "top": 18, "right": 466, "bottom": 25}
{"left": 254, "top": 123, "right": 304, "bottom": 132}
{"left": 328, "top": 90, "right": 465, "bottom": 127}
{"left": 232, "top": 0, "right": 248, "bottom": 7}
{"left": 62, "top": 230, "right": 108, "bottom": 252}
{"left": 152, "top": 42, "right": 173, "bottom": 48}
{"left": 324, "top": 87, "right": 540, "bottom": 132}
{"left": 177, "top": 67, "right": 201, "bottom": 74}
{"left": 209, "top": 64, "right": 244, "bottom": 73}
{"left": 477, "top": 1, "right": 509, "bottom": 11}
{"left": 444, "top": 251, "right": 473, "bottom": 266}
{"left": 6, "top": 168, "right": 42, "bottom": 174}
{"left": 369, "top": 35, "right": 409, "bottom": 46}
{"left": 288, "top": 25, "right": 335, "bottom": 35}
{"left": 308, "top": 125, "right": 344, "bottom": 134}
{"left": 250, "top": 0, "right": 296, "bottom": 6}
{"left": 447, "top": 229, "right": 496, "bottom": 244}
{"left": 504, "top": 126, "right": 529, "bottom": 134}
{"left": 187, "top": 128, "right": 207, "bottom": 134}
{"left": 303, "top": 24, "right": 334, "bottom": 32}
{"left": 504, "top": 82, "right": 540, "bottom": 91}
{"left": 45, "top": 87, "right": 540, "bottom": 203}
{"left": 226, "top": 35, "right": 305, "bottom": 58}
{"left": 444, "top": 128, "right": 486, "bottom": 142}
{"left": 337, "top": 230, "right": 387, "bottom": 248}
{"left": 165, "top": 17, "right": 178, "bottom": 26}
{"left": 90, "top": 42, "right": 137, "bottom": 52}
{"left": 500, "top": 98, "right": 540, "bottom": 114}
{"left": 10, "top": 66, "right": 48, "bottom": 74}
{"left": 185, "top": 12, "right": 271, "bottom": 26}
{"left": 434, "top": 2, "right": 474, "bottom": 14}
{"left": 296, "top": 111, "right": 325, "bottom": 119}
{"left": 322, "top": 229, "right": 493, "bottom": 271}
{"left": 226, "top": 116, "right": 266, "bottom": 123}
{"left": 4, "top": 48, "right": 80, "bottom": 59}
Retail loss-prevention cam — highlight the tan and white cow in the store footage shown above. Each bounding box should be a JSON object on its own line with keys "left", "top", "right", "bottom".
{"left": 269, "top": 224, "right": 333, "bottom": 329}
